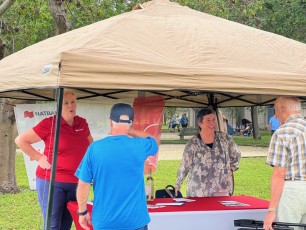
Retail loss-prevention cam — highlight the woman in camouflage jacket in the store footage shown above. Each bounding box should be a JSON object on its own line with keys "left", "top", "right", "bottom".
{"left": 175, "top": 108, "right": 241, "bottom": 197}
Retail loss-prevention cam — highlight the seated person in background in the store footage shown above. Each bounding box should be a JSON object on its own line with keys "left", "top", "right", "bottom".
{"left": 175, "top": 108, "right": 241, "bottom": 197}
{"left": 240, "top": 123, "right": 252, "bottom": 136}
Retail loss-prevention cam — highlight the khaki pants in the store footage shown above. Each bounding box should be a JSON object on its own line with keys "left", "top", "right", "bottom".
{"left": 277, "top": 181, "right": 306, "bottom": 230}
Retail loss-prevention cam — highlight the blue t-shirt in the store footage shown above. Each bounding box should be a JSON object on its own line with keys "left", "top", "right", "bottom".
{"left": 75, "top": 135, "right": 158, "bottom": 230}
{"left": 269, "top": 116, "right": 280, "bottom": 131}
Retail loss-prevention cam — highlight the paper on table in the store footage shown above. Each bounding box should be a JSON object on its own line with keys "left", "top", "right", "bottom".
{"left": 173, "top": 198, "right": 196, "bottom": 202}
{"left": 155, "top": 202, "right": 184, "bottom": 206}
{"left": 147, "top": 204, "right": 166, "bottom": 209}
{"left": 219, "top": 201, "right": 250, "bottom": 206}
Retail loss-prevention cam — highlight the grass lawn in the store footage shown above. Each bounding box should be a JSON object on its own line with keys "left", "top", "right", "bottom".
{"left": 0, "top": 152, "right": 273, "bottom": 229}
{"left": 154, "top": 158, "right": 272, "bottom": 200}
{"left": 232, "top": 132, "right": 271, "bottom": 147}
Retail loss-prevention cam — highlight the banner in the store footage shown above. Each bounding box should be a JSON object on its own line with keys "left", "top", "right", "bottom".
{"left": 14, "top": 102, "right": 112, "bottom": 190}
{"left": 133, "top": 96, "right": 165, "bottom": 174}
{"left": 15, "top": 98, "right": 165, "bottom": 189}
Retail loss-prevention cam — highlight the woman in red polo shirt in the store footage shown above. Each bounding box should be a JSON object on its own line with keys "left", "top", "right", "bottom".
{"left": 15, "top": 89, "right": 93, "bottom": 230}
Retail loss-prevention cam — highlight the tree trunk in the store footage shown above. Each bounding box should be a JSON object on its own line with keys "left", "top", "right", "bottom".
{"left": 0, "top": 0, "right": 16, "bottom": 15}
{"left": 0, "top": 98, "right": 18, "bottom": 194}
{"left": 48, "top": 0, "right": 71, "bottom": 34}
{"left": 0, "top": 38, "right": 6, "bottom": 59}
{"left": 251, "top": 106, "right": 261, "bottom": 139}
{"left": 0, "top": 0, "right": 18, "bottom": 194}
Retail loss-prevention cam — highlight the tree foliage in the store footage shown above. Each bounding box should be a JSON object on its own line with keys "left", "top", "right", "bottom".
{"left": 1, "top": 0, "right": 304, "bottom": 56}
{"left": 1, "top": 0, "right": 136, "bottom": 55}
{"left": 1, "top": 0, "right": 54, "bottom": 54}
{"left": 259, "top": 0, "right": 306, "bottom": 43}
{"left": 174, "top": 0, "right": 305, "bottom": 43}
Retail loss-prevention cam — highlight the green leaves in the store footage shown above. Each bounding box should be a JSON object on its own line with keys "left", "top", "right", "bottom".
{"left": 1, "top": 0, "right": 304, "bottom": 57}
{"left": 259, "top": 0, "right": 306, "bottom": 43}
{"left": 1, "top": 0, "right": 133, "bottom": 55}
{"left": 2, "top": 1, "right": 54, "bottom": 53}
{"left": 173, "top": 0, "right": 305, "bottom": 43}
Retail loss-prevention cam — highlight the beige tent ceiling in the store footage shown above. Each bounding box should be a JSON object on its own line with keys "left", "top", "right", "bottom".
{"left": 0, "top": 0, "right": 305, "bottom": 107}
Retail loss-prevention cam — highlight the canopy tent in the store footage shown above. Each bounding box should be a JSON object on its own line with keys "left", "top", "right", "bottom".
{"left": 0, "top": 0, "right": 305, "bottom": 107}
{"left": 1, "top": 0, "right": 306, "bottom": 228}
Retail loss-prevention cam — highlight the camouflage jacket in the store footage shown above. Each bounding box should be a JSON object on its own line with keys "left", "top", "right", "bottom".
{"left": 175, "top": 131, "right": 241, "bottom": 197}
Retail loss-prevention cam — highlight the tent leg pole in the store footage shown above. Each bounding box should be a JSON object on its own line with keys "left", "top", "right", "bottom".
{"left": 207, "top": 93, "right": 221, "bottom": 131}
{"left": 45, "top": 88, "right": 64, "bottom": 230}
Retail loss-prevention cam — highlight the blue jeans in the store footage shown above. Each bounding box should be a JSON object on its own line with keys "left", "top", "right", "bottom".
{"left": 36, "top": 177, "right": 77, "bottom": 230}
{"left": 136, "top": 225, "right": 148, "bottom": 230}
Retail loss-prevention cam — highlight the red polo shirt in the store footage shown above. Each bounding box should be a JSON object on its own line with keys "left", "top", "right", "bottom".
{"left": 33, "top": 115, "right": 91, "bottom": 183}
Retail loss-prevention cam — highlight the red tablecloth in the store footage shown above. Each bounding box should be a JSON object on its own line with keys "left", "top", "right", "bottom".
{"left": 67, "top": 202, "right": 94, "bottom": 230}
{"left": 67, "top": 195, "right": 269, "bottom": 230}
{"left": 147, "top": 195, "right": 268, "bottom": 213}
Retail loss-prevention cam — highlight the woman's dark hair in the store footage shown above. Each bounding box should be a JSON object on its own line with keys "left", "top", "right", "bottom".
{"left": 196, "top": 108, "right": 214, "bottom": 124}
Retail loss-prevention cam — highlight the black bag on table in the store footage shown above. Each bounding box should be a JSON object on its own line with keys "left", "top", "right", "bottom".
{"left": 155, "top": 185, "right": 183, "bottom": 198}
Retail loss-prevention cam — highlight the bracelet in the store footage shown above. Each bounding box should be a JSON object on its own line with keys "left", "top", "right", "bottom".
{"left": 77, "top": 209, "right": 88, "bottom": 216}
{"left": 268, "top": 208, "right": 276, "bottom": 212}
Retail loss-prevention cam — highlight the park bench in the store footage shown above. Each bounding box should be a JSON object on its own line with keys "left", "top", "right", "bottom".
{"left": 178, "top": 127, "right": 199, "bottom": 140}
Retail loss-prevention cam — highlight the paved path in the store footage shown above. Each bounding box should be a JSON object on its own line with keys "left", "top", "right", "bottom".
{"left": 158, "top": 132, "right": 268, "bottom": 160}
{"left": 158, "top": 144, "right": 268, "bottom": 160}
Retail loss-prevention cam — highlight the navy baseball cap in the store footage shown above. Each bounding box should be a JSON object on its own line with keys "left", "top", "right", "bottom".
{"left": 110, "top": 103, "right": 134, "bottom": 123}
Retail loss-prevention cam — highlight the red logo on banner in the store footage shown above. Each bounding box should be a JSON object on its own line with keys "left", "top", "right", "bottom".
{"left": 24, "top": 111, "right": 34, "bottom": 118}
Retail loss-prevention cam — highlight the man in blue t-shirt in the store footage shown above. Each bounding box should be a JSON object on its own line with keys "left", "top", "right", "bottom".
{"left": 269, "top": 114, "right": 281, "bottom": 136}
{"left": 75, "top": 103, "right": 158, "bottom": 230}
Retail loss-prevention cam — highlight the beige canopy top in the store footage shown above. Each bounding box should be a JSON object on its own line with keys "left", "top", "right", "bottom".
{"left": 0, "top": 0, "right": 305, "bottom": 107}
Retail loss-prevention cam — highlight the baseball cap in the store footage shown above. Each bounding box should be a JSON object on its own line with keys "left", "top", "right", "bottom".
{"left": 110, "top": 103, "right": 134, "bottom": 123}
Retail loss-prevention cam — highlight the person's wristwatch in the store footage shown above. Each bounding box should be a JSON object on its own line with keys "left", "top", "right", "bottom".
{"left": 77, "top": 209, "right": 88, "bottom": 216}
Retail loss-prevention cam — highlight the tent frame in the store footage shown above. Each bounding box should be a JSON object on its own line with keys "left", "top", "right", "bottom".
{"left": 45, "top": 88, "right": 63, "bottom": 230}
